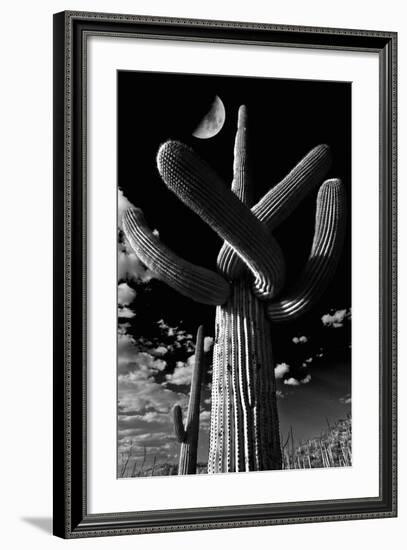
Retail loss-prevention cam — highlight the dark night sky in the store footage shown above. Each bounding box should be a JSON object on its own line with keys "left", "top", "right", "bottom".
{"left": 117, "top": 70, "right": 351, "bottom": 467}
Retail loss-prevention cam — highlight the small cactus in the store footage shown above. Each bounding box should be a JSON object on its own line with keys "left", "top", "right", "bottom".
{"left": 172, "top": 325, "right": 205, "bottom": 474}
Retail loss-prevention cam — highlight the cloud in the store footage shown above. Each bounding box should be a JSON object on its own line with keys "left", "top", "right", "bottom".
{"left": 118, "top": 282, "right": 136, "bottom": 306}
{"left": 274, "top": 363, "right": 290, "bottom": 379}
{"left": 163, "top": 331, "right": 213, "bottom": 386}
{"left": 119, "top": 375, "right": 186, "bottom": 414}
{"left": 119, "top": 430, "right": 171, "bottom": 445}
{"left": 118, "top": 333, "right": 167, "bottom": 375}
{"left": 117, "top": 332, "right": 190, "bottom": 419}
{"left": 156, "top": 319, "right": 196, "bottom": 354}
{"left": 276, "top": 390, "right": 286, "bottom": 399}
{"left": 204, "top": 336, "right": 214, "bottom": 352}
{"left": 158, "top": 321, "right": 188, "bottom": 338}
{"left": 339, "top": 393, "right": 352, "bottom": 404}
{"left": 199, "top": 409, "right": 211, "bottom": 430}
{"left": 118, "top": 238, "right": 154, "bottom": 283}
{"left": 150, "top": 346, "right": 168, "bottom": 357}
{"left": 283, "top": 374, "right": 311, "bottom": 386}
{"left": 292, "top": 335, "right": 308, "bottom": 344}
{"left": 119, "top": 411, "right": 170, "bottom": 431}
{"left": 284, "top": 377, "right": 300, "bottom": 386}
{"left": 118, "top": 322, "right": 131, "bottom": 335}
{"left": 118, "top": 410, "right": 179, "bottom": 455}
{"left": 321, "top": 308, "right": 350, "bottom": 328}
{"left": 301, "top": 358, "right": 314, "bottom": 367}
{"left": 165, "top": 355, "right": 195, "bottom": 386}
{"left": 120, "top": 351, "right": 167, "bottom": 376}
{"left": 118, "top": 306, "right": 136, "bottom": 319}
{"left": 117, "top": 192, "right": 156, "bottom": 284}
{"left": 176, "top": 331, "right": 193, "bottom": 342}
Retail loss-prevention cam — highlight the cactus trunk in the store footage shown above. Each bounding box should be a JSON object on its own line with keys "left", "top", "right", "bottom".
{"left": 208, "top": 279, "right": 282, "bottom": 473}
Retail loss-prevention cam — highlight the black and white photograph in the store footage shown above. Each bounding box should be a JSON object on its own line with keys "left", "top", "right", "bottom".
{"left": 117, "top": 70, "right": 351, "bottom": 477}
{"left": 0, "top": 1, "right": 399, "bottom": 545}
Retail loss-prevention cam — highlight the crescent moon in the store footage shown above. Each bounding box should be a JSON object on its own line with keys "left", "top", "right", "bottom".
{"left": 192, "top": 96, "right": 226, "bottom": 139}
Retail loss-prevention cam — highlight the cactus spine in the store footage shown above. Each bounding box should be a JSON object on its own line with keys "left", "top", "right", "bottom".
{"left": 123, "top": 104, "right": 346, "bottom": 473}
{"left": 172, "top": 325, "right": 205, "bottom": 474}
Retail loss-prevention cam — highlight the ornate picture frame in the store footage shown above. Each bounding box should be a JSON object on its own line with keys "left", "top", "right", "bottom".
{"left": 53, "top": 11, "right": 397, "bottom": 538}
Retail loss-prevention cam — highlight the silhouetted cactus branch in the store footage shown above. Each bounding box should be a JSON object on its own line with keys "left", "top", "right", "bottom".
{"left": 267, "top": 178, "right": 346, "bottom": 321}
{"left": 217, "top": 144, "right": 332, "bottom": 279}
{"left": 157, "top": 141, "right": 285, "bottom": 300}
{"left": 172, "top": 325, "right": 205, "bottom": 474}
{"left": 123, "top": 207, "right": 230, "bottom": 305}
{"left": 173, "top": 405, "right": 186, "bottom": 443}
{"left": 231, "top": 105, "right": 253, "bottom": 207}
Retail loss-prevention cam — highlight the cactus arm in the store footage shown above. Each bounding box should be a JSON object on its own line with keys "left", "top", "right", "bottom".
{"left": 174, "top": 325, "right": 206, "bottom": 474}
{"left": 122, "top": 207, "right": 230, "bottom": 306}
{"left": 186, "top": 325, "right": 205, "bottom": 431}
{"left": 218, "top": 144, "right": 332, "bottom": 280}
{"left": 231, "top": 105, "right": 253, "bottom": 207}
{"left": 216, "top": 105, "right": 253, "bottom": 278}
{"left": 267, "top": 179, "right": 346, "bottom": 322}
{"left": 173, "top": 405, "right": 187, "bottom": 443}
{"left": 182, "top": 325, "right": 204, "bottom": 470}
{"left": 254, "top": 144, "right": 332, "bottom": 229}
{"left": 157, "top": 141, "right": 285, "bottom": 300}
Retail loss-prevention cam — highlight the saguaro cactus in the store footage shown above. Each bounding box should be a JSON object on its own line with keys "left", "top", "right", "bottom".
{"left": 172, "top": 325, "right": 205, "bottom": 475}
{"left": 123, "top": 105, "right": 346, "bottom": 473}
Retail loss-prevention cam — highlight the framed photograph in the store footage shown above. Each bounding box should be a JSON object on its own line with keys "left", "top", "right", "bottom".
{"left": 53, "top": 11, "right": 397, "bottom": 538}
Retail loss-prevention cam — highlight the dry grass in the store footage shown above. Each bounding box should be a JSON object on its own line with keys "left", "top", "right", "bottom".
{"left": 118, "top": 416, "right": 352, "bottom": 476}
{"left": 282, "top": 416, "right": 352, "bottom": 469}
